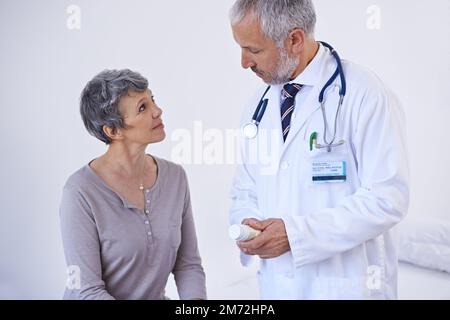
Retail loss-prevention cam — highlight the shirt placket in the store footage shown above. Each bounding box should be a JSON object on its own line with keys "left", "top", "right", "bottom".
{"left": 143, "top": 188, "right": 154, "bottom": 246}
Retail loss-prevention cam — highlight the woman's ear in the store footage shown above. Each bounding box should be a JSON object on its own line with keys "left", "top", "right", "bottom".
{"left": 286, "top": 28, "right": 306, "bottom": 55}
{"left": 103, "top": 125, "right": 122, "bottom": 142}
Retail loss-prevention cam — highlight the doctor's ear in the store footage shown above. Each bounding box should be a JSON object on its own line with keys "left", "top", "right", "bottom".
{"left": 286, "top": 28, "right": 306, "bottom": 55}
{"left": 103, "top": 125, "right": 123, "bottom": 142}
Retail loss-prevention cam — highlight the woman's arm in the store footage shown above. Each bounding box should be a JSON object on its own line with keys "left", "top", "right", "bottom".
{"left": 172, "top": 170, "right": 207, "bottom": 300}
{"left": 59, "top": 184, "right": 115, "bottom": 300}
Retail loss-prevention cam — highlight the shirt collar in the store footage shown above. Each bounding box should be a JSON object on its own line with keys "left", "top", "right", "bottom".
{"left": 288, "top": 42, "right": 327, "bottom": 87}
{"left": 84, "top": 155, "right": 162, "bottom": 210}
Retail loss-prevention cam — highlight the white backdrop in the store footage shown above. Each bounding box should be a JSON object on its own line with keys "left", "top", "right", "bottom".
{"left": 0, "top": 0, "right": 449, "bottom": 299}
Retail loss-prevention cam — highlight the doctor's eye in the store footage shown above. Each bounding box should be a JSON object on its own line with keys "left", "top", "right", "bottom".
{"left": 249, "top": 49, "right": 261, "bottom": 54}
{"left": 151, "top": 95, "right": 156, "bottom": 103}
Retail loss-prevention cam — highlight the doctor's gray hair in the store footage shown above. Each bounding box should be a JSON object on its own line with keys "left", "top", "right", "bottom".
{"left": 230, "top": 0, "right": 316, "bottom": 47}
{"left": 80, "top": 69, "right": 148, "bottom": 144}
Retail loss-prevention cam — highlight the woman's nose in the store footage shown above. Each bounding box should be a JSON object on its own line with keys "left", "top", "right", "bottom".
{"left": 152, "top": 104, "right": 162, "bottom": 118}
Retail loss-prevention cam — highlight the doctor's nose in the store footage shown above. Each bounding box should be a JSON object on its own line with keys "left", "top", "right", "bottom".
{"left": 241, "top": 52, "right": 255, "bottom": 69}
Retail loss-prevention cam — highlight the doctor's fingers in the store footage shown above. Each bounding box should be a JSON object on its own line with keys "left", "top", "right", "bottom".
{"left": 238, "top": 232, "right": 272, "bottom": 251}
{"left": 240, "top": 240, "right": 283, "bottom": 256}
{"left": 252, "top": 234, "right": 291, "bottom": 257}
{"left": 242, "top": 218, "right": 266, "bottom": 231}
{"left": 236, "top": 242, "right": 258, "bottom": 255}
{"left": 244, "top": 246, "right": 277, "bottom": 257}
{"left": 239, "top": 247, "right": 256, "bottom": 255}
{"left": 252, "top": 245, "right": 285, "bottom": 258}
{"left": 238, "top": 245, "right": 264, "bottom": 256}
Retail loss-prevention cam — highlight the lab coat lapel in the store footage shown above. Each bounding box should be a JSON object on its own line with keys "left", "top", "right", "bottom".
{"left": 282, "top": 86, "right": 321, "bottom": 150}
{"left": 263, "top": 86, "right": 284, "bottom": 163}
{"left": 282, "top": 47, "right": 336, "bottom": 153}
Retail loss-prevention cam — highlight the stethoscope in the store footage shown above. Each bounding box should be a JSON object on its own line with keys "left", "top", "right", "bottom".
{"left": 242, "top": 41, "right": 347, "bottom": 152}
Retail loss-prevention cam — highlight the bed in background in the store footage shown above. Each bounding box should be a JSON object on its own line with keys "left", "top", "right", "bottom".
{"left": 166, "top": 217, "right": 450, "bottom": 299}
{"left": 398, "top": 261, "right": 450, "bottom": 299}
{"left": 212, "top": 261, "right": 450, "bottom": 300}
{"left": 397, "top": 216, "right": 450, "bottom": 299}
{"left": 218, "top": 216, "right": 450, "bottom": 300}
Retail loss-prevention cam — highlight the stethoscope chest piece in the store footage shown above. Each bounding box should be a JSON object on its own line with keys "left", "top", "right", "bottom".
{"left": 242, "top": 41, "right": 347, "bottom": 154}
{"left": 242, "top": 122, "right": 258, "bottom": 139}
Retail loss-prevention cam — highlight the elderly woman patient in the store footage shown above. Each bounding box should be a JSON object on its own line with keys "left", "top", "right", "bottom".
{"left": 60, "top": 69, "right": 206, "bottom": 300}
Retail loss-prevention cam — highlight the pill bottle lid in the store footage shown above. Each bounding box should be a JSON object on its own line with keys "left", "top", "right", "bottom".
{"left": 228, "top": 224, "right": 244, "bottom": 240}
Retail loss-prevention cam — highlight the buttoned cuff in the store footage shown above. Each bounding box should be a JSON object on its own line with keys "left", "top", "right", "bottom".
{"left": 240, "top": 251, "right": 255, "bottom": 267}
{"left": 282, "top": 215, "right": 312, "bottom": 268}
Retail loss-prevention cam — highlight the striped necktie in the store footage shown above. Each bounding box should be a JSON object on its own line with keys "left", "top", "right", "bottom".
{"left": 281, "top": 83, "right": 302, "bottom": 141}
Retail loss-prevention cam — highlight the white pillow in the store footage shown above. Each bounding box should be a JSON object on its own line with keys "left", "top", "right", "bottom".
{"left": 397, "top": 217, "right": 450, "bottom": 273}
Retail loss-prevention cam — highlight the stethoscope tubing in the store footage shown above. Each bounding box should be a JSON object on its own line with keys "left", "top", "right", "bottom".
{"left": 244, "top": 41, "right": 346, "bottom": 152}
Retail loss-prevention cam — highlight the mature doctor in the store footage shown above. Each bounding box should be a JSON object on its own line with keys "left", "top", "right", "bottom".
{"left": 229, "top": 0, "right": 409, "bottom": 299}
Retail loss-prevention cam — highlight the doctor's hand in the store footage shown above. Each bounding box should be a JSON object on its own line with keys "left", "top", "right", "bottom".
{"left": 237, "top": 218, "right": 291, "bottom": 259}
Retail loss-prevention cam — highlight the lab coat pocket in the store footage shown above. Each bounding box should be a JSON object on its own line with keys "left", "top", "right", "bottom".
{"left": 273, "top": 273, "right": 298, "bottom": 299}
{"left": 309, "top": 276, "right": 372, "bottom": 300}
{"left": 306, "top": 138, "right": 348, "bottom": 173}
{"left": 306, "top": 146, "right": 350, "bottom": 208}
{"left": 256, "top": 270, "right": 270, "bottom": 300}
{"left": 257, "top": 270, "right": 298, "bottom": 299}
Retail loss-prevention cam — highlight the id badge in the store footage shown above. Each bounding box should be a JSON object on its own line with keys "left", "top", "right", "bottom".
{"left": 312, "top": 160, "right": 346, "bottom": 183}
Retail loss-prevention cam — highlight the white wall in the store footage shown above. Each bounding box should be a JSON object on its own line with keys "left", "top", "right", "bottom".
{"left": 0, "top": 0, "right": 448, "bottom": 299}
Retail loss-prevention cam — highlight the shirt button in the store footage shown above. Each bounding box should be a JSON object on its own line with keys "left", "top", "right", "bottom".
{"left": 144, "top": 221, "right": 149, "bottom": 225}
{"left": 147, "top": 231, "right": 152, "bottom": 236}
{"left": 146, "top": 200, "right": 150, "bottom": 203}
{"left": 146, "top": 210, "right": 149, "bottom": 214}
{"left": 281, "top": 161, "right": 289, "bottom": 170}
{"left": 146, "top": 190, "right": 150, "bottom": 193}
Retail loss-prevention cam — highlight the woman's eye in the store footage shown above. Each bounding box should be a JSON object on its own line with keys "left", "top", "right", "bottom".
{"left": 139, "top": 104, "right": 146, "bottom": 112}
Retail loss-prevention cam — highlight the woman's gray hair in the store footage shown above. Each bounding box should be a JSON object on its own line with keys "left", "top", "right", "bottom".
{"left": 230, "top": 0, "right": 316, "bottom": 47}
{"left": 80, "top": 69, "right": 148, "bottom": 144}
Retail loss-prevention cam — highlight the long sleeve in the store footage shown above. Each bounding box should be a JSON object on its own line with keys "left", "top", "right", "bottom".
{"left": 59, "top": 184, "right": 115, "bottom": 300}
{"left": 284, "top": 86, "right": 410, "bottom": 268}
{"left": 229, "top": 158, "right": 264, "bottom": 226}
{"left": 229, "top": 126, "right": 266, "bottom": 266}
{"left": 172, "top": 170, "right": 207, "bottom": 300}
{"left": 229, "top": 88, "right": 268, "bottom": 228}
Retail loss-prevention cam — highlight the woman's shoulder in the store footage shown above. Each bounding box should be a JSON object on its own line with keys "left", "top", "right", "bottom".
{"left": 63, "top": 165, "right": 94, "bottom": 192}
{"left": 152, "top": 156, "right": 188, "bottom": 182}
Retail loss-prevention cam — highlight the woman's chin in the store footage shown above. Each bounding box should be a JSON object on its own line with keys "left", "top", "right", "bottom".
{"left": 150, "top": 131, "right": 166, "bottom": 144}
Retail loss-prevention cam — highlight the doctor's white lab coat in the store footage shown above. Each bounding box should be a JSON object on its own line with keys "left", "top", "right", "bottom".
{"left": 229, "top": 44, "right": 409, "bottom": 300}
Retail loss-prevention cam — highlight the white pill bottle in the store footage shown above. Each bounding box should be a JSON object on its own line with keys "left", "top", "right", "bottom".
{"left": 228, "top": 224, "right": 261, "bottom": 241}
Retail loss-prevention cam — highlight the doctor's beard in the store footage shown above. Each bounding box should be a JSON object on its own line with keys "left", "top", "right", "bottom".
{"left": 264, "top": 47, "right": 299, "bottom": 85}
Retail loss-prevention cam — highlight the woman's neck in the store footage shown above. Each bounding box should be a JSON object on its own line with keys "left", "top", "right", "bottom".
{"left": 101, "top": 143, "right": 150, "bottom": 178}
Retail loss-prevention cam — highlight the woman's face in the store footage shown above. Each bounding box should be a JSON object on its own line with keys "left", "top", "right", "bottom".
{"left": 117, "top": 89, "right": 165, "bottom": 145}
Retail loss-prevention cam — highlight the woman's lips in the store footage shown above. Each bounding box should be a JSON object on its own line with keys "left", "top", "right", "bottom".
{"left": 153, "top": 123, "right": 164, "bottom": 129}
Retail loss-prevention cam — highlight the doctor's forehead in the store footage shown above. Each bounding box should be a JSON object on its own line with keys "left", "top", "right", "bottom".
{"left": 232, "top": 13, "right": 267, "bottom": 46}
